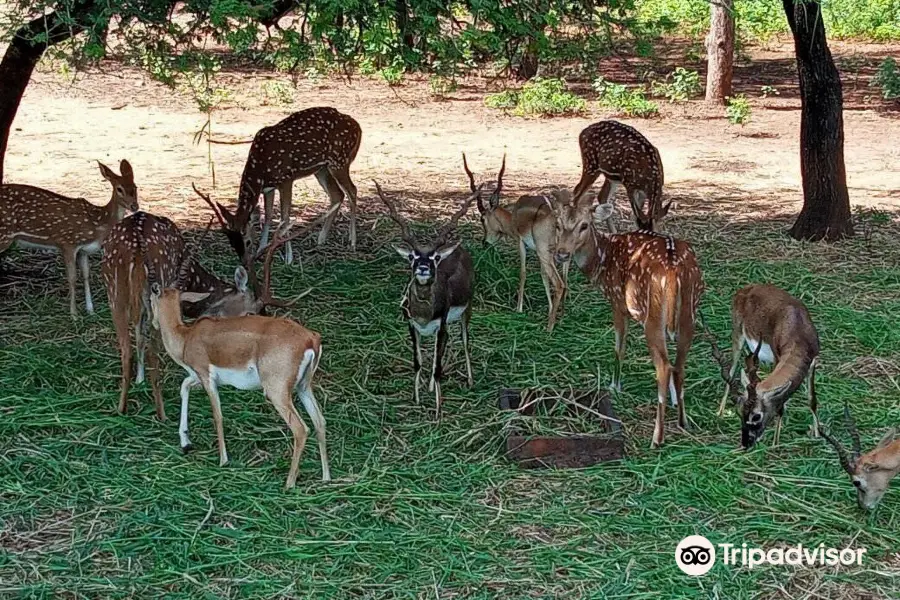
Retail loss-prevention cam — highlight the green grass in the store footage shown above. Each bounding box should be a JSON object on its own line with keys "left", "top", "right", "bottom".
{"left": 1, "top": 209, "right": 900, "bottom": 598}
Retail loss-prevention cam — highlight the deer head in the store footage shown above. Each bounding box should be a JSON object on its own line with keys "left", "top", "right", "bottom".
{"left": 374, "top": 181, "right": 480, "bottom": 286}
{"left": 550, "top": 190, "right": 614, "bottom": 265}
{"left": 192, "top": 183, "right": 260, "bottom": 262}
{"left": 99, "top": 159, "right": 139, "bottom": 213}
{"left": 822, "top": 405, "right": 900, "bottom": 510}
{"left": 462, "top": 153, "right": 506, "bottom": 246}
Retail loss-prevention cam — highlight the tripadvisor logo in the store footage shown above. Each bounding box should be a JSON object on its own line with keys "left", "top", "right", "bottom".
{"left": 675, "top": 535, "right": 868, "bottom": 576}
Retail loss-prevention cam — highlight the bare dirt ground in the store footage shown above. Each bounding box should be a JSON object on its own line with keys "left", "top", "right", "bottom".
{"left": 6, "top": 39, "right": 900, "bottom": 234}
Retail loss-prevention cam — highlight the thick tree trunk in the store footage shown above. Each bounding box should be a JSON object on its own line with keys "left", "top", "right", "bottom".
{"left": 0, "top": 7, "right": 91, "bottom": 183}
{"left": 705, "top": 0, "right": 734, "bottom": 104}
{"left": 783, "top": 0, "right": 853, "bottom": 241}
{"left": 395, "top": 0, "right": 415, "bottom": 51}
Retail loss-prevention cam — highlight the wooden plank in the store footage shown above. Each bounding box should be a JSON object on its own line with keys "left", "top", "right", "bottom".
{"left": 506, "top": 435, "right": 625, "bottom": 468}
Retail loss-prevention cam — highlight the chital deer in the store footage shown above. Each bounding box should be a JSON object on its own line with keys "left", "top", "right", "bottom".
{"left": 572, "top": 120, "right": 669, "bottom": 232}
{"left": 822, "top": 405, "right": 900, "bottom": 510}
{"left": 463, "top": 153, "right": 568, "bottom": 332}
{"left": 148, "top": 241, "right": 329, "bottom": 488}
{"left": 374, "top": 181, "right": 480, "bottom": 417}
{"left": 0, "top": 160, "right": 138, "bottom": 316}
{"left": 552, "top": 193, "right": 703, "bottom": 448}
{"left": 102, "top": 211, "right": 259, "bottom": 421}
{"left": 708, "top": 284, "right": 820, "bottom": 448}
{"left": 195, "top": 106, "right": 362, "bottom": 263}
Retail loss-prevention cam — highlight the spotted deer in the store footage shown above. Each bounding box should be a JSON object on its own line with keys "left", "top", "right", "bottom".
{"left": 707, "top": 284, "right": 820, "bottom": 448}
{"left": 572, "top": 120, "right": 669, "bottom": 232}
{"left": 552, "top": 193, "right": 703, "bottom": 448}
{"left": 463, "top": 153, "right": 568, "bottom": 332}
{"left": 149, "top": 230, "right": 331, "bottom": 489}
{"left": 195, "top": 106, "right": 362, "bottom": 263}
{"left": 822, "top": 405, "right": 900, "bottom": 510}
{"left": 0, "top": 160, "right": 138, "bottom": 316}
{"left": 374, "top": 181, "right": 480, "bottom": 417}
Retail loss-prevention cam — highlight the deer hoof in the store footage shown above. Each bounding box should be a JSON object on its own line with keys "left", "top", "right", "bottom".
{"left": 181, "top": 444, "right": 193, "bottom": 454}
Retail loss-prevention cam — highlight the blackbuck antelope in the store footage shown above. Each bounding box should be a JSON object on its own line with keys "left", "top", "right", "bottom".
{"left": 822, "top": 405, "right": 900, "bottom": 510}
{"left": 572, "top": 120, "right": 669, "bottom": 232}
{"left": 708, "top": 284, "right": 820, "bottom": 448}
{"left": 149, "top": 228, "right": 332, "bottom": 489}
{"left": 195, "top": 107, "right": 362, "bottom": 263}
{"left": 102, "top": 211, "right": 259, "bottom": 421}
{"left": 552, "top": 193, "right": 703, "bottom": 448}
{"left": 0, "top": 160, "right": 138, "bottom": 316}
{"left": 374, "top": 181, "right": 480, "bottom": 417}
{"left": 463, "top": 153, "right": 568, "bottom": 332}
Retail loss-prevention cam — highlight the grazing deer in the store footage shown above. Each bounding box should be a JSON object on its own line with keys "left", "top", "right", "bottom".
{"left": 552, "top": 192, "right": 703, "bottom": 448}
{"left": 822, "top": 405, "right": 900, "bottom": 510}
{"left": 195, "top": 106, "right": 362, "bottom": 263}
{"left": 463, "top": 153, "right": 568, "bottom": 332}
{"left": 374, "top": 181, "right": 480, "bottom": 417}
{"left": 0, "top": 160, "right": 138, "bottom": 316}
{"left": 708, "top": 284, "right": 820, "bottom": 448}
{"left": 571, "top": 120, "right": 669, "bottom": 232}
{"left": 102, "top": 211, "right": 259, "bottom": 421}
{"left": 148, "top": 229, "right": 331, "bottom": 489}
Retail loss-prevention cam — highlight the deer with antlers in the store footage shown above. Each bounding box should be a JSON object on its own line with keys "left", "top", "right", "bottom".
{"left": 195, "top": 107, "right": 362, "bottom": 263}
{"left": 102, "top": 211, "right": 260, "bottom": 421}
{"left": 374, "top": 182, "right": 480, "bottom": 417}
{"left": 572, "top": 121, "right": 669, "bottom": 232}
{"left": 148, "top": 225, "right": 331, "bottom": 488}
{"left": 706, "top": 284, "right": 820, "bottom": 448}
{"left": 552, "top": 192, "right": 703, "bottom": 448}
{"left": 463, "top": 153, "right": 568, "bottom": 332}
{"left": 0, "top": 160, "right": 138, "bottom": 316}
{"left": 822, "top": 405, "right": 900, "bottom": 510}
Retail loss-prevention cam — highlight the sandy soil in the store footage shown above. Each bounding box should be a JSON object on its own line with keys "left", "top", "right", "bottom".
{"left": 5, "top": 40, "right": 900, "bottom": 234}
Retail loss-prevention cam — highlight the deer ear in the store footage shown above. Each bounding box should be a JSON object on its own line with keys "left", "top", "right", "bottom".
{"left": 234, "top": 266, "right": 249, "bottom": 292}
{"left": 119, "top": 159, "right": 134, "bottom": 181}
{"left": 593, "top": 202, "right": 615, "bottom": 224}
{"left": 98, "top": 161, "right": 116, "bottom": 181}
{"left": 434, "top": 242, "right": 460, "bottom": 262}
{"left": 150, "top": 282, "right": 162, "bottom": 297}
{"left": 489, "top": 192, "right": 500, "bottom": 210}
{"left": 876, "top": 428, "right": 898, "bottom": 450}
{"left": 181, "top": 292, "right": 211, "bottom": 304}
{"left": 394, "top": 244, "right": 414, "bottom": 261}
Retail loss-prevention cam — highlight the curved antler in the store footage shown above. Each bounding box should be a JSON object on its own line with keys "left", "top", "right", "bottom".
{"left": 821, "top": 425, "right": 856, "bottom": 476}
{"left": 436, "top": 186, "right": 483, "bottom": 245}
{"left": 698, "top": 312, "right": 741, "bottom": 401}
{"left": 192, "top": 183, "right": 228, "bottom": 231}
{"left": 373, "top": 181, "right": 416, "bottom": 246}
{"left": 175, "top": 217, "right": 215, "bottom": 290}
{"left": 844, "top": 403, "right": 862, "bottom": 458}
{"left": 461, "top": 153, "right": 478, "bottom": 194}
{"left": 492, "top": 153, "right": 506, "bottom": 201}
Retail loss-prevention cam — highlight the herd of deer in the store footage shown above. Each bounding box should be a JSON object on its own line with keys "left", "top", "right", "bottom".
{"left": 1, "top": 106, "right": 897, "bottom": 509}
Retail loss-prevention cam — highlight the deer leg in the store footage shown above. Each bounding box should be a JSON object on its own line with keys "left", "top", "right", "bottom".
{"left": 297, "top": 370, "right": 331, "bottom": 482}
{"left": 314, "top": 169, "right": 345, "bottom": 247}
{"left": 599, "top": 179, "right": 619, "bottom": 234}
{"left": 673, "top": 311, "right": 695, "bottom": 431}
{"left": 429, "top": 333, "right": 438, "bottom": 392}
{"left": 259, "top": 188, "right": 276, "bottom": 251}
{"left": 559, "top": 259, "right": 571, "bottom": 317}
{"left": 647, "top": 321, "right": 670, "bottom": 448}
{"left": 462, "top": 304, "right": 473, "bottom": 387}
{"left": 201, "top": 378, "right": 229, "bottom": 466}
{"left": 718, "top": 337, "right": 743, "bottom": 416}
{"left": 807, "top": 358, "right": 819, "bottom": 438}
{"left": 269, "top": 384, "right": 310, "bottom": 490}
{"left": 78, "top": 251, "right": 94, "bottom": 314}
{"left": 516, "top": 238, "right": 527, "bottom": 313}
{"left": 611, "top": 310, "right": 628, "bottom": 392}
{"left": 113, "top": 303, "right": 133, "bottom": 415}
{"left": 179, "top": 372, "right": 200, "bottom": 451}
{"left": 433, "top": 321, "right": 450, "bottom": 419}
{"left": 145, "top": 329, "right": 167, "bottom": 421}
{"left": 329, "top": 166, "right": 359, "bottom": 251}
{"left": 63, "top": 247, "right": 78, "bottom": 317}
{"left": 410, "top": 323, "right": 422, "bottom": 405}
{"left": 279, "top": 182, "right": 295, "bottom": 265}
{"left": 536, "top": 246, "right": 562, "bottom": 332}
{"left": 572, "top": 167, "right": 600, "bottom": 202}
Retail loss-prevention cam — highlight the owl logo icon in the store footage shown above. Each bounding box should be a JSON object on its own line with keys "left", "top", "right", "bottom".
{"left": 676, "top": 535, "right": 716, "bottom": 576}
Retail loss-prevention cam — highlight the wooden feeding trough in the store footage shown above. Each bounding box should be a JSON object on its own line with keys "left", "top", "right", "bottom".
{"left": 499, "top": 387, "right": 625, "bottom": 468}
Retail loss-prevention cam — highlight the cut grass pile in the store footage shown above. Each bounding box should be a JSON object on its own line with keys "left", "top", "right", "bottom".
{"left": 1, "top": 205, "right": 899, "bottom": 598}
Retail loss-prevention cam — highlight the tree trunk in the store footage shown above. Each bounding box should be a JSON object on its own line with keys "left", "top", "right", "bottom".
{"left": 783, "top": 0, "right": 853, "bottom": 241}
{"left": 395, "top": 0, "right": 415, "bottom": 52}
{"left": 0, "top": 7, "right": 91, "bottom": 183}
{"left": 705, "top": 0, "right": 734, "bottom": 104}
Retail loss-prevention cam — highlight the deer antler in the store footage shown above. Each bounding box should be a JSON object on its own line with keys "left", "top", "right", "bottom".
{"left": 373, "top": 181, "right": 416, "bottom": 246}
{"left": 175, "top": 217, "right": 215, "bottom": 290}
{"left": 492, "top": 153, "right": 506, "bottom": 201}
{"left": 821, "top": 402, "right": 860, "bottom": 476}
{"left": 698, "top": 314, "right": 742, "bottom": 402}
{"left": 461, "top": 153, "right": 478, "bottom": 194}
{"left": 436, "top": 186, "right": 483, "bottom": 245}
{"left": 844, "top": 403, "right": 862, "bottom": 458}
{"left": 192, "top": 183, "right": 228, "bottom": 231}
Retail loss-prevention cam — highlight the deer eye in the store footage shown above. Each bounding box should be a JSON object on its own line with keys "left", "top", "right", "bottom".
{"left": 579, "top": 223, "right": 589, "bottom": 232}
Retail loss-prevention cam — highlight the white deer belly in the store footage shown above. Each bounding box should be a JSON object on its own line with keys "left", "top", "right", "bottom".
{"left": 79, "top": 241, "right": 102, "bottom": 255}
{"left": 410, "top": 306, "right": 467, "bottom": 337}
{"left": 14, "top": 238, "right": 56, "bottom": 251}
{"left": 522, "top": 233, "right": 536, "bottom": 250}
{"left": 742, "top": 336, "right": 775, "bottom": 364}
{"left": 211, "top": 364, "right": 262, "bottom": 390}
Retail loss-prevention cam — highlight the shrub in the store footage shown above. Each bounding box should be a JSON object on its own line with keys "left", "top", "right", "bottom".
{"left": 378, "top": 64, "right": 405, "bottom": 86}
{"left": 485, "top": 78, "right": 586, "bottom": 116}
{"left": 759, "top": 85, "right": 779, "bottom": 98}
{"left": 651, "top": 67, "right": 702, "bottom": 102}
{"left": 484, "top": 89, "right": 520, "bottom": 109}
{"left": 261, "top": 80, "right": 295, "bottom": 106}
{"left": 725, "top": 94, "right": 751, "bottom": 125}
{"left": 873, "top": 57, "right": 900, "bottom": 99}
{"left": 429, "top": 75, "right": 458, "bottom": 98}
{"left": 593, "top": 77, "right": 659, "bottom": 118}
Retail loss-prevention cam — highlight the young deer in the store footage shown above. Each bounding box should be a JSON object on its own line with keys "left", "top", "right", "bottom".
{"left": 822, "top": 405, "right": 900, "bottom": 510}
{"left": 102, "top": 211, "right": 259, "bottom": 421}
{"left": 149, "top": 229, "right": 331, "bottom": 489}
{"left": 374, "top": 181, "right": 480, "bottom": 417}
{"left": 571, "top": 120, "right": 669, "bottom": 232}
{"left": 196, "top": 107, "right": 362, "bottom": 263}
{"left": 553, "top": 193, "right": 703, "bottom": 448}
{"left": 0, "top": 160, "right": 138, "bottom": 316}
{"left": 710, "top": 284, "right": 820, "bottom": 448}
{"left": 463, "top": 153, "right": 568, "bottom": 332}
